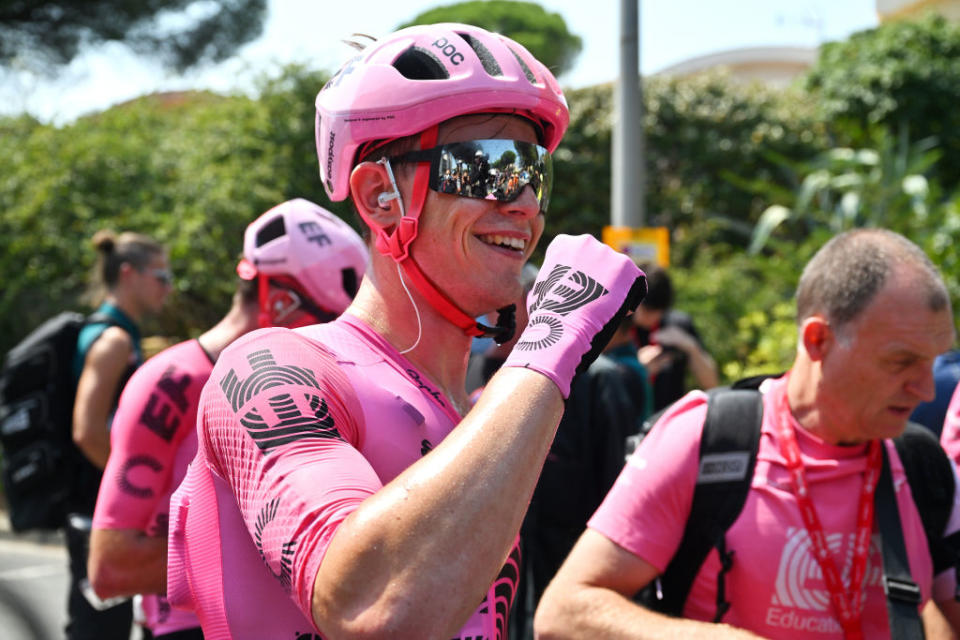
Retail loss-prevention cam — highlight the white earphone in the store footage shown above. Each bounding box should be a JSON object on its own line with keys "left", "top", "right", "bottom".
{"left": 378, "top": 190, "right": 399, "bottom": 208}
{"left": 376, "top": 158, "right": 406, "bottom": 216}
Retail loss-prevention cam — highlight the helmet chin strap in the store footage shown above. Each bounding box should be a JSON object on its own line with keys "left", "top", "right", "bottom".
{"left": 371, "top": 127, "right": 517, "bottom": 345}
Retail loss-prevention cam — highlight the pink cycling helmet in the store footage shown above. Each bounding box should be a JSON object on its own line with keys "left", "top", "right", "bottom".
{"left": 237, "top": 198, "right": 368, "bottom": 315}
{"left": 315, "top": 22, "right": 569, "bottom": 201}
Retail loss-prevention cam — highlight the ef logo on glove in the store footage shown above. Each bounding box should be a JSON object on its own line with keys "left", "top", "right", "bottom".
{"left": 517, "top": 264, "right": 609, "bottom": 351}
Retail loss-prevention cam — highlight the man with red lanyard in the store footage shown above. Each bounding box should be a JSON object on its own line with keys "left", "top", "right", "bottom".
{"left": 535, "top": 228, "right": 960, "bottom": 639}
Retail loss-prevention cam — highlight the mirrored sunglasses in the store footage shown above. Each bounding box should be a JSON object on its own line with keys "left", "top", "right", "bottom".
{"left": 389, "top": 139, "right": 554, "bottom": 212}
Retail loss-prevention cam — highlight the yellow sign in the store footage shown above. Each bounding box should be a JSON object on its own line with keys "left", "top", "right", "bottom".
{"left": 602, "top": 226, "right": 670, "bottom": 267}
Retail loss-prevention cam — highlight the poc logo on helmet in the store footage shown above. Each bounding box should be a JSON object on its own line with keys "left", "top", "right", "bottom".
{"left": 431, "top": 37, "right": 465, "bottom": 66}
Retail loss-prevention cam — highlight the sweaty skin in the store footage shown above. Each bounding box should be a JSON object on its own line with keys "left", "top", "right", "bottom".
{"left": 168, "top": 317, "right": 540, "bottom": 639}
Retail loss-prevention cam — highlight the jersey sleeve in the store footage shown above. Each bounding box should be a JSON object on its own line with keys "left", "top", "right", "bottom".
{"left": 587, "top": 391, "right": 707, "bottom": 572}
{"left": 93, "top": 347, "right": 199, "bottom": 532}
{"left": 198, "top": 328, "right": 381, "bottom": 625}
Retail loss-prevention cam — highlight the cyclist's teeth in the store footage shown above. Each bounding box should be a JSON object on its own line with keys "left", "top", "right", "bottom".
{"left": 481, "top": 234, "right": 524, "bottom": 251}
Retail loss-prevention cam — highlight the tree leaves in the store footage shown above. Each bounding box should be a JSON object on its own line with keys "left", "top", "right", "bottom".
{"left": 0, "top": 0, "right": 267, "bottom": 73}
{"left": 398, "top": 0, "right": 582, "bottom": 76}
{"left": 0, "top": 65, "right": 333, "bottom": 355}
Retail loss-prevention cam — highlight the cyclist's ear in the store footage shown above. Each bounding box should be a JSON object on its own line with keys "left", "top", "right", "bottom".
{"left": 800, "top": 315, "right": 832, "bottom": 362}
{"left": 350, "top": 161, "right": 402, "bottom": 234}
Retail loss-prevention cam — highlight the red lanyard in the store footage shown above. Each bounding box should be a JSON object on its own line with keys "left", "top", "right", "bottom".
{"left": 774, "top": 390, "right": 882, "bottom": 640}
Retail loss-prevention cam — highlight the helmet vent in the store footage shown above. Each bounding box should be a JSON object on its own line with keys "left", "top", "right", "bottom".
{"left": 508, "top": 47, "right": 537, "bottom": 84}
{"left": 456, "top": 32, "right": 502, "bottom": 76}
{"left": 393, "top": 46, "right": 449, "bottom": 80}
{"left": 256, "top": 216, "right": 286, "bottom": 247}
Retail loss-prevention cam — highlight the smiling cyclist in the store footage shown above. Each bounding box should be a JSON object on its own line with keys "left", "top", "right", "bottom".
{"left": 168, "top": 23, "right": 647, "bottom": 640}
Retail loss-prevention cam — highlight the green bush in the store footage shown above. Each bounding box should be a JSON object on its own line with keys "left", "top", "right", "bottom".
{"left": 0, "top": 66, "right": 335, "bottom": 354}
{"left": 807, "top": 13, "right": 960, "bottom": 187}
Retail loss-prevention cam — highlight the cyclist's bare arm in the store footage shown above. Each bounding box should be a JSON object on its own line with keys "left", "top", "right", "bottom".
{"left": 73, "top": 327, "right": 131, "bottom": 468}
{"left": 312, "top": 367, "right": 563, "bottom": 639}
{"left": 534, "top": 529, "right": 766, "bottom": 640}
{"left": 88, "top": 528, "right": 166, "bottom": 599}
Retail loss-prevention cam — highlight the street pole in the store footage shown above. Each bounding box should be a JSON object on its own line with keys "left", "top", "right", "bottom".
{"left": 612, "top": 0, "right": 644, "bottom": 227}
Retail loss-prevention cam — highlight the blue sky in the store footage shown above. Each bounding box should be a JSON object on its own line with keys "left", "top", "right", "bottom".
{"left": 0, "top": 0, "right": 879, "bottom": 123}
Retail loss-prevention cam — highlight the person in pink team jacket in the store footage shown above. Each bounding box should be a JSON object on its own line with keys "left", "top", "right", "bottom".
{"left": 940, "top": 383, "right": 960, "bottom": 465}
{"left": 535, "top": 229, "right": 960, "bottom": 640}
{"left": 87, "top": 199, "right": 368, "bottom": 640}
{"left": 165, "top": 22, "right": 647, "bottom": 640}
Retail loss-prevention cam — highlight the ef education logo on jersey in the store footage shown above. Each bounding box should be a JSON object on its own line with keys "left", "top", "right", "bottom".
{"left": 220, "top": 349, "right": 343, "bottom": 452}
{"left": 254, "top": 497, "right": 296, "bottom": 594}
{"left": 516, "top": 264, "right": 609, "bottom": 351}
{"left": 118, "top": 454, "right": 164, "bottom": 499}
{"left": 763, "top": 527, "right": 882, "bottom": 634}
{"left": 139, "top": 366, "right": 192, "bottom": 442}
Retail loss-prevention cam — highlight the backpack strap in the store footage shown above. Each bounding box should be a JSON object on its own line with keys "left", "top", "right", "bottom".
{"left": 893, "top": 422, "right": 959, "bottom": 577}
{"left": 86, "top": 311, "right": 117, "bottom": 326}
{"left": 86, "top": 305, "right": 141, "bottom": 363}
{"left": 876, "top": 442, "right": 924, "bottom": 639}
{"left": 654, "top": 387, "right": 764, "bottom": 616}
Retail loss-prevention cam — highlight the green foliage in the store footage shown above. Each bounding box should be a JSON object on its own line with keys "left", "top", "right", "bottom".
{"left": 0, "top": 64, "right": 335, "bottom": 355}
{"left": 0, "top": 0, "right": 267, "bottom": 73}
{"left": 732, "top": 128, "right": 960, "bottom": 375}
{"left": 644, "top": 72, "right": 826, "bottom": 263}
{"left": 670, "top": 233, "right": 825, "bottom": 380}
{"left": 398, "top": 0, "right": 582, "bottom": 76}
{"left": 806, "top": 13, "right": 960, "bottom": 184}
{"left": 543, "top": 73, "right": 826, "bottom": 267}
{"left": 722, "top": 302, "right": 797, "bottom": 381}
{"left": 924, "top": 193, "right": 960, "bottom": 309}
{"left": 749, "top": 127, "right": 941, "bottom": 253}
{"left": 540, "top": 83, "right": 613, "bottom": 253}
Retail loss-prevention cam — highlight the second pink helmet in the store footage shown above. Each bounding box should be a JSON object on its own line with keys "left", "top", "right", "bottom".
{"left": 237, "top": 198, "right": 368, "bottom": 315}
{"left": 315, "top": 22, "right": 569, "bottom": 201}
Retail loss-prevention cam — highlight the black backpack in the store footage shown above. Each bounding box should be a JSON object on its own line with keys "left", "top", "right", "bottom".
{"left": 635, "top": 378, "right": 957, "bottom": 637}
{"left": 0, "top": 311, "right": 118, "bottom": 532}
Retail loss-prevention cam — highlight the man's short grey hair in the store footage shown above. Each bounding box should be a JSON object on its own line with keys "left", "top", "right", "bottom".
{"left": 796, "top": 228, "right": 950, "bottom": 329}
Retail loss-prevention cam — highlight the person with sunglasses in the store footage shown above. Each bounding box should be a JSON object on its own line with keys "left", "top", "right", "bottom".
{"left": 67, "top": 229, "right": 172, "bottom": 640}
{"left": 167, "top": 23, "right": 646, "bottom": 639}
{"left": 86, "top": 200, "right": 367, "bottom": 640}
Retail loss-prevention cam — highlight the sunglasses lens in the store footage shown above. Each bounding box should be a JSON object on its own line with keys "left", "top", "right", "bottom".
{"left": 426, "top": 140, "right": 553, "bottom": 211}
{"left": 153, "top": 269, "right": 173, "bottom": 285}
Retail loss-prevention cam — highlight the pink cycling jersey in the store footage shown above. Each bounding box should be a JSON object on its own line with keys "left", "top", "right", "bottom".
{"left": 168, "top": 314, "right": 520, "bottom": 639}
{"left": 589, "top": 375, "right": 960, "bottom": 638}
{"left": 940, "top": 383, "right": 960, "bottom": 467}
{"left": 93, "top": 339, "right": 212, "bottom": 636}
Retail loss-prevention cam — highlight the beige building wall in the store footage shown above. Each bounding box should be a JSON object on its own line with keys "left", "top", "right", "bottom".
{"left": 878, "top": 0, "right": 960, "bottom": 21}
{"left": 653, "top": 0, "right": 960, "bottom": 88}
{"left": 653, "top": 47, "right": 817, "bottom": 88}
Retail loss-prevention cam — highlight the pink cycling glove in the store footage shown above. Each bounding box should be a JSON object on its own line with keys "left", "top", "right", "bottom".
{"left": 503, "top": 234, "right": 647, "bottom": 398}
